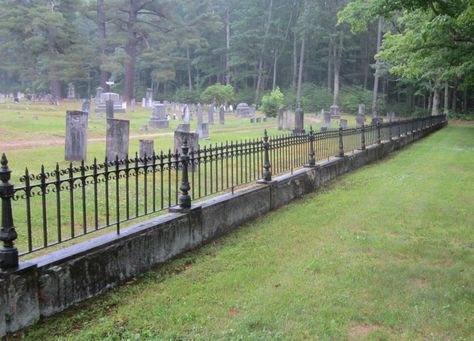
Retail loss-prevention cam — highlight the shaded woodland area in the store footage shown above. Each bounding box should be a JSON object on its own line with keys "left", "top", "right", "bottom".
{"left": 0, "top": 0, "right": 472, "bottom": 117}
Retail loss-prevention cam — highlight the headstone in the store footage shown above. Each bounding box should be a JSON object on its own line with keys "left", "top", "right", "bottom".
{"left": 358, "top": 103, "right": 365, "bottom": 115}
{"left": 149, "top": 104, "right": 169, "bottom": 128}
{"left": 322, "top": 110, "right": 331, "bottom": 129}
{"left": 146, "top": 88, "right": 153, "bottom": 108}
{"left": 285, "top": 110, "right": 291, "bottom": 130}
{"left": 106, "top": 119, "right": 129, "bottom": 161}
{"left": 65, "top": 111, "right": 88, "bottom": 162}
{"left": 183, "top": 106, "right": 190, "bottom": 124}
{"left": 139, "top": 140, "right": 154, "bottom": 159}
{"left": 81, "top": 100, "right": 90, "bottom": 113}
{"left": 236, "top": 103, "right": 250, "bottom": 117}
{"left": 356, "top": 114, "right": 366, "bottom": 128}
{"left": 330, "top": 104, "right": 340, "bottom": 119}
{"left": 197, "top": 104, "right": 203, "bottom": 126}
{"left": 386, "top": 112, "right": 395, "bottom": 122}
{"left": 131, "top": 98, "right": 136, "bottom": 112}
{"left": 278, "top": 110, "right": 283, "bottom": 130}
{"left": 174, "top": 131, "right": 199, "bottom": 154}
{"left": 208, "top": 104, "right": 215, "bottom": 125}
{"left": 142, "top": 98, "right": 146, "bottom": 108}
{"left": 95, "top": 87, "right": 103, "bottom": 101}
{"left": 219, "top": 105, "right": 225, "bottom": 125}
{"left": 294, "top": 108, "right": 304, "bottom": 134}
{"left": 176, "top": 124, "right": 191, "bottom": 132}
{"left": 198, "top": 123, "right": 209, "bottom": 139}
{"left": 67, "top": 83, "right": 75, "bottom": 99}
{"left": 95, "top": 92, "right": 125, "bottom": 113}
{"left": 340, "top": 119, "right": 348, "bottom": 129}
{"left": 106, "top": 99, "right": 114, "bottom": 119}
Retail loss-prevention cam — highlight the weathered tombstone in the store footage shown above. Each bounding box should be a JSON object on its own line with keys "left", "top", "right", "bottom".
{"left": 198, "top": 123, "right": 209, "bottom": 139}
{"left": 149, "top": 103, "right": 169, "bottom": 128}
{"left": 96, "top": 92, "right": 124, "bottom": 113}
{"left": 106, "top": 99, "right": 114, "bottom": 119}
{"left": 67, "top": 83, "right": 75, "bottom": 99}
{"left": 65, "top": 111, "right": 88, "bottom": 162}
{"left": 197, "top": 104, "right": 203, "bottom": 126}
{"left": 358, "top": 103, "right": 365, "bottom": 115}
{"left": 131, "top": 98, "right": 136, "bottom": 112}
{"left": 208, "top": 104, "right": 215, "bottom": 125}
{"left": 139, "top": 140, "right": 154, "bottom": 159}
{"left": 146, "top": 88, "right": 153, "bottom": 108}
{"left": 219, "top": 105, "right": 225, "bottom": 125}
{"left": 174, "top": 131, "right": 199, "bottom": 154}
{"left": 81, "top": 100, "right": 90, "bottom": 113}
{"left": 294, "top": 108, "right": 304, "bottom": 134}
{"left": 95, "top": 87, "right": 103, "bottom": 101}
{"left": 183, "top": 106, "right": 190, "bottom": 124}
{"left": 278, "top": 110, "right": 283, "bottom": 130}
{"left": 330, "top": 104, "right": 340, "bottom": 119}
{"left": 286, "top": 109, "right": 292, "bottom": 130}
{"left": 142, "top": 98, "right": 146, "bottom": 108}
{"left": 386, "top": 112, "right": 395, "bottom": 122}
{"left": 106, "top": 119, "right": 129, "bottom": 161}
{"left": 340, "top": 119, "right": 348, "bottom": 129}
{"left": 236, "top": 103, "right": 250, "bottom": 117}
{"left": 176, "top": 124, "right": 191, "bottom": 132}
{"left": 356, "top": 114, "right": 366, "bottom": 128}
{"left": 322, "top": 110, "right": 331, "bottom": 129}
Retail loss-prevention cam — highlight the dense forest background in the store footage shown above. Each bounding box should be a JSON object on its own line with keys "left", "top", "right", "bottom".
{"left": 0, "top": 0, "right": 472, "bottom": 117}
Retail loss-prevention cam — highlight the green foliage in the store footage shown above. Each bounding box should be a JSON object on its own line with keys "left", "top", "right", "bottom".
{"left": 234, "top": 88, "right": 255, "bottom": 106}
{"left": 260, "top": 88, "right": 285, "bottom": 117}
{"left": 285, "top": 84, "right": 333, "bottom": 113}
{"left": 200, "top": 84, "right": 234, "bottom": 105}
{"left": 339, "top": 85, "right": 381, "bottom": 114}
{"left": 173, "top": 87, "right": 201, "bottom": 103}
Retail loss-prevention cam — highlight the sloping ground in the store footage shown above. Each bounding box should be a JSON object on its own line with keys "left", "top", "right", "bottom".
{"left": 18, "top": 124, "right": 473, "bottom": 340}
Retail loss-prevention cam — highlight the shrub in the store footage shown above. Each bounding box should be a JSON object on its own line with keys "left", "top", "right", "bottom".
{"left": 173, "top": 87, "right": 201, "bottom": 103}
{"left": 200, "top": 84, "right": 234, "bottom": 105}
{"left": 260, "top": 88, "right": 285, "bottom": 117}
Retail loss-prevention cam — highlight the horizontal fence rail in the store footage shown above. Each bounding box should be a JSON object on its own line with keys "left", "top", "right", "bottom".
{"left": 0, "top": 114, "right": 447, "bottom": 265}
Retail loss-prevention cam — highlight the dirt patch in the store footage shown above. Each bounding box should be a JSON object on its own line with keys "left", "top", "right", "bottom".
{"left": 411, "top": 278, "right": 430, "bottom": 288}
{"left": 348, "top": 323, "right": 382, "bottom": 340}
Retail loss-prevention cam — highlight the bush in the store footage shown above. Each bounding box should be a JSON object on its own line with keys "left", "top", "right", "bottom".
{"left": 260, "top": 88, "right": 285, "bottom": 117}
{"left": 200, "top": 84, "right": 234, "bottom": 105}
{"left": 339, "top": 85, "right": 382, "bottom": 114}
{"left": 173, "top": 87, "right": 201, "bottom": 103}
{"left": 284, "top": 84, "right": 333, "bottom": 113}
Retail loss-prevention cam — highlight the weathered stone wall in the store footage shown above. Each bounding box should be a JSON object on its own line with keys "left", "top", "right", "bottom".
{"left": 0, "top": 121, "right": 446, "bottom": 336}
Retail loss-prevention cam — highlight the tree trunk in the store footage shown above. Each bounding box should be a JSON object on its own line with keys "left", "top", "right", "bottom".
{"left": 292, "top": 32, "right": 298, "bottom": 88}
{"left": 333, "top": 32, "right": 343, "bottom": 106}
{"left": 272, "top": 49, "right": 278, "bottom": 90}
{"left": 451, "top": 82, "right": 457, "bottom": 112}
{"left": 327, "top": 35, "right": 333, "bottom": 92}
{"left": 47, "top": 24, "right": 60, "bottom": 100}
{"left": 97, "top": 0, "right": 108, "bottom": 90}
{"left": 296, "top": 36, "right": 305, "bottom": 108}
{"left": 463, "top": 87, "right": 468, "bottom": 113}
{"left": 186, "top": 45, "right": 192, "bottom": 90}
{"left": 225, "top": 6, "right": 230, "bottom": 85}
{"left": 124, "top": 1, "right": 138, "bottom": 105}
{"left": 443, "top": 81, "right": 449, "bottom": 115}
{"left": 255, "top": 58, "right": 264, "bottom": 103}
{"left": 432, "top": 80, "right": 440, "bottom": 116}
{"left": 363, "top": 30, "right": 370, "bottom": 90}
{"left": 371, "top": 16, "right": 383, "bottom": 117}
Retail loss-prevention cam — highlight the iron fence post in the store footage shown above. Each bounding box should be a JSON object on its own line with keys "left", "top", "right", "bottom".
{"left": 338, "top": 126, "right": 344, "bottom": 157}
{"left": 377, "top": 121, "right": 381, "bottom": 144}
{"left": 262, "top": 129, "right": 272, "bottom": 181}
{"left": 361, "top": 124, "right": 366, "bottom": 150}
{"left": 397, "top": 119, "right": 401, "bottom": 138}
{"left": 306, "top": 126, "right": 316, "bottom": 166}
{"left": 179, "top": 139, "right": 191, "bottom": 209}
{"left": 0, "top": 154, "right": 19, "bottom": 269}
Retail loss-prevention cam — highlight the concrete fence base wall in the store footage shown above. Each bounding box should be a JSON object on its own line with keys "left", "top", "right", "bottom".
{"left": 0, "top": 122, "right": 446, "bottom": 336}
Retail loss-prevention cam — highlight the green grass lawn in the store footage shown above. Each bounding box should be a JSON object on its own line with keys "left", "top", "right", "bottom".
{"left": 12, "top": 124, "right": 474, "bottom": 340}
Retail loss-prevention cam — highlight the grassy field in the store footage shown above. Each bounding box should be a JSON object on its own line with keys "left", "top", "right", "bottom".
{"left": 13, "top": 123, "right": 473, "bottom": 340}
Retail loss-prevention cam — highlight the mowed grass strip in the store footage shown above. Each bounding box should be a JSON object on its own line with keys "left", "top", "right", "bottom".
{"left": 17, "top": 124, "right": 474, "bottom": 340}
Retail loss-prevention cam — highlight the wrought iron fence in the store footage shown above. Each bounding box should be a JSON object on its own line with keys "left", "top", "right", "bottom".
{"left": 0, "top": 114, "right": 446, "bottom": 266}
